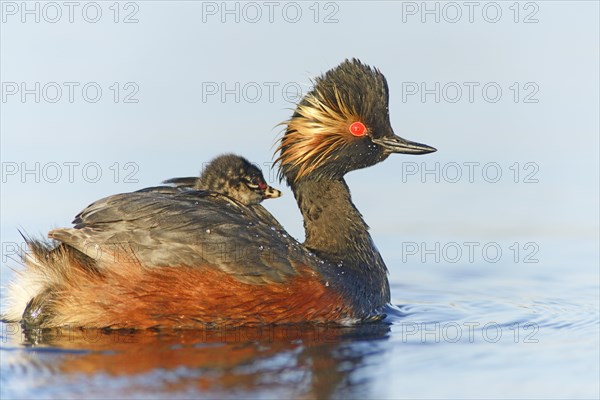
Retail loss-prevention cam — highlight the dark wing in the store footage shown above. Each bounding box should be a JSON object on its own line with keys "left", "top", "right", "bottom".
{"left": 135, "top": 185, "right": 207, "bottom": 195}
{"left": 162, "top": 177, "right": 201, "bottom": 188}
{"left": 48, "top": 190, "right": 311, "bottom": 284}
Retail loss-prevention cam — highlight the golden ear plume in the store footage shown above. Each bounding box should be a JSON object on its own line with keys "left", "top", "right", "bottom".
{"left": 275, "top": 86, "right": 362, "bottom": 182}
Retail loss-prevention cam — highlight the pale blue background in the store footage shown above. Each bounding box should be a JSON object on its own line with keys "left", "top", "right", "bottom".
{"left": 1, "top": 1, "right": 598, "bottom": 241}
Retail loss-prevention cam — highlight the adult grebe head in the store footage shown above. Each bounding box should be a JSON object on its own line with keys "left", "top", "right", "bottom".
{"left": 276, "top": 58, "right": 436, "bottom": 184}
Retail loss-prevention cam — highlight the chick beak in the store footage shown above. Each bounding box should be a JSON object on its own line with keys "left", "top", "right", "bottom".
{"left": 372, "top": 135, "right": 437, "bottom": 155}
{"left": 262, "top": 185, "right": 282, "bottom": 199}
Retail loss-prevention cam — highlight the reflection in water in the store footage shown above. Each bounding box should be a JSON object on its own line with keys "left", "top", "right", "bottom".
{"left": 2, "top": 322, "right": 391, "bottom": 399}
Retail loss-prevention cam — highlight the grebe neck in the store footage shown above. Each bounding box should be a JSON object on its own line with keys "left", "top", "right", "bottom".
{"left": 291, "top": 178, "right": 378, "bottom": 266}
{"left": 291, "top": 177, "right": 391, "bottom": 312}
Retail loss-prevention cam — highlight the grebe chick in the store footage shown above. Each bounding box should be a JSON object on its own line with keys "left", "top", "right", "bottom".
{"left": 163, "top": 154, "right": 281, "bottom": 205}
{"left": 4, "top": 59, "right": 436, "bottom": 329}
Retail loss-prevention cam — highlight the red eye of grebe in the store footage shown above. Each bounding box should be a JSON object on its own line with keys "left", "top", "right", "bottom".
{"left": 349, "top": 121, "right": 367, "bottom": 137}
{"left": 258, "top": 182, "right": 267, "bottom": 190}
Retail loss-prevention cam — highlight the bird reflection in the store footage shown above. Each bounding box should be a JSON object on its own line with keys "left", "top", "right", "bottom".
{"left": 5, "top": 322, "right": 390, "bottom": 399}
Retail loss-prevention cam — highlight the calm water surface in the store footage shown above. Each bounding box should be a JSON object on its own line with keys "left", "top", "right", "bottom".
{"left": 1, "top": 235, "right": 598, "bottom": 399}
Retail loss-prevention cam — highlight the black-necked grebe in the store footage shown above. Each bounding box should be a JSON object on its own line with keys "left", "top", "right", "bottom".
{"left": 4, "top": 59, "right": 436, "bottom": 328}
{"left": 162, "top": 154, "right": 281, "bottom": 205}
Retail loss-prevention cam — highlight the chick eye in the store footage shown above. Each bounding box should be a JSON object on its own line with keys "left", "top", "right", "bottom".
{"left": 246, "top": 177, "right": 267, "bottom": 191}
{"left": 349, "top": 121, "right": 367, "bottom": 137}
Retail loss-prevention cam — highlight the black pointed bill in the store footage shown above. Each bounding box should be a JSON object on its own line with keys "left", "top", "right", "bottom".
{"left": 372, "top": 135, "right": 437, "bottom": 155}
